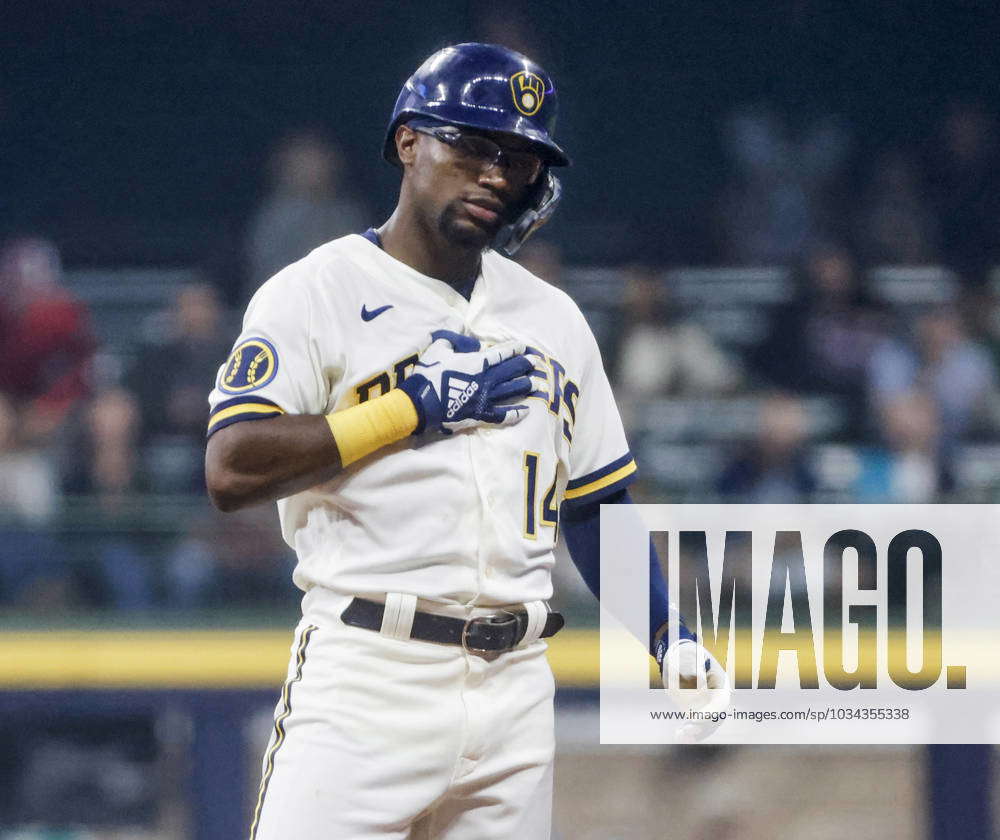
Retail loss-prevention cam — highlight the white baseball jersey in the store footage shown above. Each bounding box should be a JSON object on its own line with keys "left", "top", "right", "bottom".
{"left": 207, "top": 232, "right": 636, "bottom": 608}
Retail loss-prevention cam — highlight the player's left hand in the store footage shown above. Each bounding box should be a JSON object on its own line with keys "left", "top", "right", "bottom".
{"left": 399, "top": 329, "right": 535, "bottom": 434}
{"left": 657, "top": 638, "right": 732, "bottom": 743}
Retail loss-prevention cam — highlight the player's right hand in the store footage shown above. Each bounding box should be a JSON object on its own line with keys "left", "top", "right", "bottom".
{"left": 658, "top": 638, "right": 732, "bottom": 743}
{"left": 398, "top": 329, "right": 535, "bottom": 434}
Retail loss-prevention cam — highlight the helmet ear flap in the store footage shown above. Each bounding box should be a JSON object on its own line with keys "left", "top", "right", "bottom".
{"left": 492, "top": 171, "right": 562, "bottom": 257}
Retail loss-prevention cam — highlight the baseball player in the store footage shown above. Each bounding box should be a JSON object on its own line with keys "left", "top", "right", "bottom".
{"left": 205, "top": 43, "right": 729, "bottom": 840}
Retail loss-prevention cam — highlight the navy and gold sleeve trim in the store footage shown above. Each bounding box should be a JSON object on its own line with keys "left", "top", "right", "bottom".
{"left": 562, "top": 452, "right": 638, "bottom": 509}
{"left": 207, "top": 395, "right": 285, "bottom": 437}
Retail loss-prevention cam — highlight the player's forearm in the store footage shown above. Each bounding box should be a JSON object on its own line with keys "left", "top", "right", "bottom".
{"left": 206, "top": 389, "right": 420, "bottom": 512}
{"left": 205, "top": 414, "right": 344, "bottom": 512}
{"left": 562, "top": 490, "right": 695, "bottom": 653}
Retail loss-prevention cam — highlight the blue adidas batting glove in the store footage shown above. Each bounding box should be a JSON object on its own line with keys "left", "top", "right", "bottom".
{"left": 398, "top": 330, "right": 535, "bottom": 434}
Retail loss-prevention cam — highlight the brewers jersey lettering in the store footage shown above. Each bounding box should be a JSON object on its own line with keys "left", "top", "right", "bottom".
{"left": 208, "top": 233, "right": 636, "bottom": 607}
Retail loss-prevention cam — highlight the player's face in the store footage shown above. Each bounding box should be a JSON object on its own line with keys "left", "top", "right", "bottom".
{"left": 399, "top": 125, "right": 543, "bottom": 249}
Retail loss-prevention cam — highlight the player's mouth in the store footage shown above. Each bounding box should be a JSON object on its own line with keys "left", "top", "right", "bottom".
{"left": 461, "top": 197, "right": 504, "bottom": 227}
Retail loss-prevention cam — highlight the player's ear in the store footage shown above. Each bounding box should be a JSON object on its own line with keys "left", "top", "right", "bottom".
{"left": 396, "top": 124, "right": 418, "bottom": 166}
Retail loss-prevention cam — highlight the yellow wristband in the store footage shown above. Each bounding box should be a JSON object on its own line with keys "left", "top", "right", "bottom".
{"left": 325, "top": 388, "right": 418, "bottom": 467}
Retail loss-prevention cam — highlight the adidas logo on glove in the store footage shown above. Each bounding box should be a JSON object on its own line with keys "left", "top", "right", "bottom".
{"left": 397, "top": 330, "right": 533, "bottom": 434}
{"left": 446, "top": 379, "right": 479, "bottom": 419}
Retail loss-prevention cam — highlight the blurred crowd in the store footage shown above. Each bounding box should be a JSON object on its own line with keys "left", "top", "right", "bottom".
{"left": 2, "top": 101, "right": 1000, "bottom": 614}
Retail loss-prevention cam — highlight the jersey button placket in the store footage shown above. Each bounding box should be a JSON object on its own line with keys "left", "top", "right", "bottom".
{"left": 467, "top": 433, "right": 493, "bottom": 600}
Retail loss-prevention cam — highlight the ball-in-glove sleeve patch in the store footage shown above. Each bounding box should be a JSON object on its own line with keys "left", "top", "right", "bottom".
{"left": 218, "top": 338, "right": 279, "bottom": 395}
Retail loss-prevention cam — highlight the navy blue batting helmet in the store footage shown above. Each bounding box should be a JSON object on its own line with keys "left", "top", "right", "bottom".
{"left": 383, "top": 42, "right": 570, "bottom": 167}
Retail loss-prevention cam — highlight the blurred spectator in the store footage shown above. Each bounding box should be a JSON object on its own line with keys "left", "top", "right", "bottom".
{"left": 0, "top": 527, "right": 76, "bottom": 610}
{"left": 165, "top": 505, "right": 295, "bottom": 608}
{"left": 63, "top": 387, "right": 141, "bottom": 501}
{"left": 715, "top": 105, "right": 852, "bottom": 264}
{"left": 0, "top": 237, "right": 95, "bottom": 444}
{"left": 751, "top": 244, "right": 885, "bottom": 432}
{"left": 970, "top": 282, "right": 1000, "bottom": 378}
{"left": 517, "top": 239, "right": 565, "bottom": 289}
{"left": 868, "top": 304, "right": 997, "bottom": 454}
{"left": 855, "top": 390, "right": 942, "bottom": 503}
{"left": 856, "top": 149, "right": 940, "bottom": 264}
{"left": 0, "top": 236, "right": 88, "bottom": 604}
{"left": 245, "top": 130, "right": 369, "bottom": 297}
{"left": 0, "top": 391, "right": 57, "bottom": 523}
{"left": 520, "top": 239, "right": 627, "bottom": 359}
{"left": 60, "top": 388, "right": 156, "bottom": 610}
{"left": 926, "top": 101, "right": 1000, "bottom": 276}
{"left": 126, "top": 282, "right": 231, "bottom": 491}
{"left": 0, "top": 387, "right": 72, "bottom": 609}
{"left": 615, "top": 267, "right": 743, "bottom": 401}
{"left": 717, "top": 393, "right": 817, "bottom": 502}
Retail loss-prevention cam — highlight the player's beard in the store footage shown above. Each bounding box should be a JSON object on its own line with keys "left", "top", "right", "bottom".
{"left": 438, "top": 200, "right": 497, "bottom": 250}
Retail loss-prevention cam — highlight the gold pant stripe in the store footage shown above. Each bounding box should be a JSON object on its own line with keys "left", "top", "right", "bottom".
{"left": 248, "top": 624, "right": 317, "bottom": 840}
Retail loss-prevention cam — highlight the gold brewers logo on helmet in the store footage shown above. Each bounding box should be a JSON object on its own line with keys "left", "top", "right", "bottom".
{"left": 509, "top": 71, "right": 545, "bottom": 116}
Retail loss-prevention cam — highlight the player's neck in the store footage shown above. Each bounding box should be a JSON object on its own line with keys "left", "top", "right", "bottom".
{"left": 377, "top": 211, "right": 481, "bottom": 289}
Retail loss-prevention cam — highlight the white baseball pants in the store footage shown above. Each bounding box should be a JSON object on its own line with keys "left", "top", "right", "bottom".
{"left": 248, "top": 590, "right": 555, "bottom": 840}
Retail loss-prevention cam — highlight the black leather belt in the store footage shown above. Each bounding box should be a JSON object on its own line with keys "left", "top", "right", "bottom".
{"left": 340, "top": 597, "right": 565, "bottom": 654}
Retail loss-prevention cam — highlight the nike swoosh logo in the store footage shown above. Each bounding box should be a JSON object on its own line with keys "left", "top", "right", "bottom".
{"left": 361, "top": 303, "right": 394, "bottom": 322}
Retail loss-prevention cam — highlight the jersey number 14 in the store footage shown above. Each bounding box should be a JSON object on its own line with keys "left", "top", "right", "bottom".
{"left": 523, "top": 451, "right": 559, "bottom": 540}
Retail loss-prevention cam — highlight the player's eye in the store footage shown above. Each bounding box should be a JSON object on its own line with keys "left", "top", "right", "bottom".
{"left": 454, "top": 135, "right": 502, "bottom": 163}
{"left": 449, "top": 132, "right": 543, "bottom": 183}
{"left": 505, "top": 152, "right": 543, "bottom": 183}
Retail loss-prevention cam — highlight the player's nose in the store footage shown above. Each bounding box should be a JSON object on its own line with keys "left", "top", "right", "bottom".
{"left": 475, "top": 165, "right": 514, "bottom": 197}
{"left": 475, "top": 174, "right": 520, "bottom": 220}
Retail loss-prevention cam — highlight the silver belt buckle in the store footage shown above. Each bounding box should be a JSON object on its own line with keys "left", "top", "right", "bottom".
{"left": 461, "top": 610, "right": 519, "bottom": 658}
